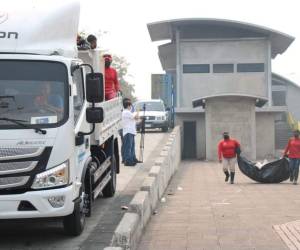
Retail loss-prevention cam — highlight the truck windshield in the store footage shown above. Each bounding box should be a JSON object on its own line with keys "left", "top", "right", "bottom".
{"left": 0, "top": 60, "right": 68, "bottom": 129}
{"left": 135, "top": 102, "right": 165, "bottom": 112}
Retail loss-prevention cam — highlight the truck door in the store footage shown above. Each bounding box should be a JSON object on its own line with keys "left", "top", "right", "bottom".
{"left": 72, "top": 67, "right": 90, "bottom": 173}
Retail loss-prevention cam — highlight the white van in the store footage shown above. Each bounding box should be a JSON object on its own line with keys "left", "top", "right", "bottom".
{"left": 134, "top": 99, "right": 169, "bottom": 132}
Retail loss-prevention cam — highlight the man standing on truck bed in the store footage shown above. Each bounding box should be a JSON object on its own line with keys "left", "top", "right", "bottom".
{"left": 103, "top": 54, "right": 120, "bottom": 100}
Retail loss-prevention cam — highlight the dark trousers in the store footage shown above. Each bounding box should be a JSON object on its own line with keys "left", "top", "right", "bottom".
{"left": 289, "top": 158, "right": 300, "bottom": 181}
{"left": 123, "top": 133, "right": 136, "bottom": 164}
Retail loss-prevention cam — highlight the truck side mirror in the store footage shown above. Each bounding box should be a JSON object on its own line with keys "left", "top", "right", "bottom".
{"left": 86, "top": 107, "right": 104, "bottom": 123}
{"left": 86, "top": 73, "right": 104, "bottom": 103}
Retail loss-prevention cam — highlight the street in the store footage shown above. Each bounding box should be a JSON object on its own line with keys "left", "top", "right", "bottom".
{"left": 0, "top": 130, "right": 169, "bottom": 250}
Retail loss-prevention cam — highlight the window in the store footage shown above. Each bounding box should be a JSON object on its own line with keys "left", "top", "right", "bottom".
{"left": 134, "top": 101, "right": 165, "bottom": 112}
{"left": 183, "top": 64, "right": 210, "bottom": 73}
{"left": 72, "top": 68, "right": 85, "bottom": 123}
{"left": 237, "top": 63, "right": 265, "bottom": 73}
{"left": 0, "top": 60, "right": 68, "bottom": 129}
{"left": 272, "top": 91, "right": 286, "bottom": 106}
{"left": 213, "top": 64, "right": 234, "bottom": 73}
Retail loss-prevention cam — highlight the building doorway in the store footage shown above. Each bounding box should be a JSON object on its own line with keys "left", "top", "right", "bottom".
{"left": 183, "top": 121, "right": 196, "bottom": 159}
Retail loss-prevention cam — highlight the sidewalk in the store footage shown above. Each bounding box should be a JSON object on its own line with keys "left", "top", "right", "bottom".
{"left": 138, "top": 161, "right": 300, "bottom": 250}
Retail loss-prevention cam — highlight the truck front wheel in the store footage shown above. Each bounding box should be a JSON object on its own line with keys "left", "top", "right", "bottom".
{"left": 63, "top": 186, "right": 87, "bottom": 236}
{"left": 102, "top": 155, "right": 117, "bottom": 197}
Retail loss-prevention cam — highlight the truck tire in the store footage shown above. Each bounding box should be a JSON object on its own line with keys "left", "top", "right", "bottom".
{"left": 162, "top": 126, "right": 168, "bottom": 132}
{"left": 63, "top": 184, "right": 87, "bottom": 236}
{"left": 102, "top": 155, "right": 117, "bottom": 197}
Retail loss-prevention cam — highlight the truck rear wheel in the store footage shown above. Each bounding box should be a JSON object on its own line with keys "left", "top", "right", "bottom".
{"left": 162, "top": 126, "right": 168, "bottom": 132}
{"left": 63, "top": 185, "right": 87, "bottom": 236}
{"left": 102, "top": 155, "right": 117, "bottom": 197}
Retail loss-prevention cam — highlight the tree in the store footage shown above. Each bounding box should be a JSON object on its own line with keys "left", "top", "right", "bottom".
{"left": 111, "top": 55, "right": 136, "bottom": 101}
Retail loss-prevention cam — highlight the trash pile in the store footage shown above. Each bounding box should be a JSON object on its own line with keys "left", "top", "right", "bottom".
{"left": 237, "top": 155, "right": 290, "bottom": 183}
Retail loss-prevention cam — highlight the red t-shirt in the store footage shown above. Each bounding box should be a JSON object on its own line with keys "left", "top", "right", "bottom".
{"left": 104, "top": 67, "right": 120, "bottom": 99}
{"left": 218, "top": 139, "right": 240, "bottom": 160}
{"left": 284, "top": 137, "right": 300, "bottom": 159}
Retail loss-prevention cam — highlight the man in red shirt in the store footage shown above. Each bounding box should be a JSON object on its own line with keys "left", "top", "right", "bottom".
{"left": 283, "top": 130, "right": 300, "bottom": 185}
{"left": 218, "top": 132, "right": 241, "bottom": 184}
{"left": 103, "top": 54, "right": 120, "bottom": 100}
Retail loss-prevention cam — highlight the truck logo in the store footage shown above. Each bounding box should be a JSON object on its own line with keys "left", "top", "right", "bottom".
{"left": 0, "top": 12, "right": 18, "bottom": 39}
{"left": 0, "top": 31, "right": 18, "bottom": 39}
{"left": 16, "top": 140, "right": 46, "bottom": 146}
{"left": 0, "top": 12, "right": 8, "bottom": 24}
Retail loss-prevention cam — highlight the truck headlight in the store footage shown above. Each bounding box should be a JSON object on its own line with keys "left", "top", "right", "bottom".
{"left": 32, "top": 161, "right": 69, "bottom": 189}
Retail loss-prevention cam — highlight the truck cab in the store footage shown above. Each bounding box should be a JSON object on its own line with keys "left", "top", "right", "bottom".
{"left": 0, "top": 1, "right": 121, "bottom": 235}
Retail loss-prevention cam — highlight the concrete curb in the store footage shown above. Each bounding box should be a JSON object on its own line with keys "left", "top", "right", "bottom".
{"left": 111, "top": 213, "right": 140, "bottom": 250}
{"left": 108, "top": 127, "right": 181, "bottom": 250}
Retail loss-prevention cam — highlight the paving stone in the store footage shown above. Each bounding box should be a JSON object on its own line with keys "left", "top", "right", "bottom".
{"left": 137, "top": 161, "right": 296, "bottom": 250}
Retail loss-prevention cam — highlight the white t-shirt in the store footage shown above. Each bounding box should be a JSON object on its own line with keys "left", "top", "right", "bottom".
{"left": 122, "top": 109, "right": 137, "bottom": 136}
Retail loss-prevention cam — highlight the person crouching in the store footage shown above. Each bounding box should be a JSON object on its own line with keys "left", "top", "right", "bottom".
{"left": 218, "top": 132, "right": 241, "bottom": 184}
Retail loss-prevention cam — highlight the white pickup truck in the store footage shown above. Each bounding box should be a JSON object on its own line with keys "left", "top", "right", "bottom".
{"left": 0, "top": 1, "right": 122, "bottom": 235}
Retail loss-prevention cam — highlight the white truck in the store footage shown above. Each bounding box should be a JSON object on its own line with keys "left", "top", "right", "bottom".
{"left": 0, "top": 1, "right": 122, "bottom": 235}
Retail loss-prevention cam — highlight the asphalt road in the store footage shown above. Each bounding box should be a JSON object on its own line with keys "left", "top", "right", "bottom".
{"left": 0, "top": 130, "right": 169, "bottom": 250}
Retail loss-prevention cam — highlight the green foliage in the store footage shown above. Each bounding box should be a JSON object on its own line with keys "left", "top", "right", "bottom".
{"left": 111, "top": 55, "right": 136, "bottom": 101}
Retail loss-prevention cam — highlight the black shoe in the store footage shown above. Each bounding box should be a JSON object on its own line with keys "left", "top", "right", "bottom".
{"left": 135, "top": 160, "right": 143, "bottom": 163}
{"left": 230, "top": 172, "right": 235, "bottom": 184}
{"left": 124, "top": 162, "right": 136, "bottom": 166}
{"left": 290, "top": 176, "right": 294, "bottom": 182}
{"left": 224, "top": 171, "right": 229, "bottom": 182}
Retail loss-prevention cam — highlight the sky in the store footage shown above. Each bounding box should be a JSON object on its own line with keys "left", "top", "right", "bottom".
{"left": 79, "top": 0, "right": 300, "bottom": 100}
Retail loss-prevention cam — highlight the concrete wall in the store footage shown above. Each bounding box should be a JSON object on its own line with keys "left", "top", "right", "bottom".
{"left": 256, "top": 113, "right": 275, "bottom": 159}
{"left": 286, "top": 84, "right": 300, "bottom": 121}
{"left": 158, "top": 42, "right": 176, "bottom": 71}
{"left": 205, "top": 96, "right": 256, "bottom": 160}
{"left": 111, "top": 127, "right": 181, "bottom": 250}
{"left": 180, "top": 39, "right": 269, "bottom": 107}
{"left": 175, "top": 112, "right": 206, "bottom": 159}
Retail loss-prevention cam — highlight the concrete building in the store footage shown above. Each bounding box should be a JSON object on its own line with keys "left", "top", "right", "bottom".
{"left": 147, "top": 18, "right": 297, "bottom": 160}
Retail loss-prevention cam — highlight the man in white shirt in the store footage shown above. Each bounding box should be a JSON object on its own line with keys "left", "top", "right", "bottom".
{"left": 122, "top": 98, "right": 140, "bottom": 166}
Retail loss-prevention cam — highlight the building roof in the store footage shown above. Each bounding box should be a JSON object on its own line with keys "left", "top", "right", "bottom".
{"left": 192, "top": 94, "right": 268, "bottom": 108}
{"left": 272, "top": 73, "right": 300, "bottom": 89}
{"left": 147, "top": 18, "right": 295, "bottom": 58}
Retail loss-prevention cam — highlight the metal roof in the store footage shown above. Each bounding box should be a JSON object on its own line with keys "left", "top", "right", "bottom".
{"left": 147, "top": 18, "right": 295, "bottom": 58}
{"left": 192, "top": 94, "right": 268, "bottom": 108}
{"left": 272, "top": 73, "right": 300, "bottom": 89}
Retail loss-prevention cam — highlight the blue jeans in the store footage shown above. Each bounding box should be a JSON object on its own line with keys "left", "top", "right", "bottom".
{"left": 119, "top": 129, "right": 124, "bottom": 161}
{"left": 289, "top": 158, "right": 300, "bottom": 181}
{"left": 123, "top": 133, "right": 136, "bottom": 164}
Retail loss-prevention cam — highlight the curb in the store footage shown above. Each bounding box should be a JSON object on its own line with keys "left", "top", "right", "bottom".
{"left": 107, "top": 127, "right": 181, "bottom": 250}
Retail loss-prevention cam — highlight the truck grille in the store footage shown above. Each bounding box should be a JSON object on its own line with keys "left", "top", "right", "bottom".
{"left": 142, "top": 116, "right": 155, "bottom": 121}
{"left": 0, "top": 176, "right": 30, "bottom": 189}
{"left": 0, "top": 147, "right": 43, "bottom": 160}
{"left": 0, "top": 161, "right": 37, "bottom": 175}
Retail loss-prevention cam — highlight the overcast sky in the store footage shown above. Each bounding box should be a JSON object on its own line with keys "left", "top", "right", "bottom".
{"left": 80, "top": 0, "right": 299, "bottom": 100}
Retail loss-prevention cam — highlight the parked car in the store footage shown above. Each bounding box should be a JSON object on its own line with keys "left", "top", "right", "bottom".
{"left": 134, "top": 99, "right": 169, "bottom": 132}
